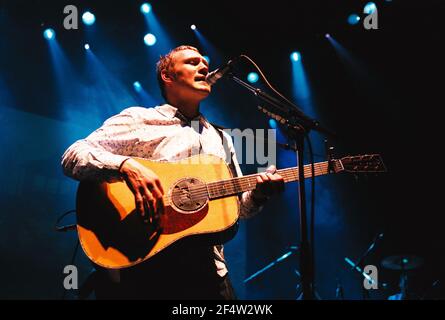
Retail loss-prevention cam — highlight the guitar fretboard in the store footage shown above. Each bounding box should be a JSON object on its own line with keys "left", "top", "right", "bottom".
{"left": 206, "top": 161, "right": 336, "bottom": 199}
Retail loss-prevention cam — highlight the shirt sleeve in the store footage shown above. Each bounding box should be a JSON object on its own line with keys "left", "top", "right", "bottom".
{"left": 61, "top": 107, "right": 145, "bottom": 182}
{"left": 221, "top": 130, "right": 265, "bottom": 219}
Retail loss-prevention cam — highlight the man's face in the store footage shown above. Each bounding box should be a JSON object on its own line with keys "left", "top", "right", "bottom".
{"left": 166, "top": 49, "right": 211, "bottom": 100}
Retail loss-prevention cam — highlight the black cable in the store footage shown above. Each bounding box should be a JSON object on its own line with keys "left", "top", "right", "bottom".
{"left": 55, "top": 209, "right": 80, "bottom": 299}
{"left": 239, "top": 55, "right": 298, "bottom": 110}
{"left": 54, "top": 209, "right": 77, "bottom": 232}
{"left": 305, "top": 134, "right": 316, "bottom": 295}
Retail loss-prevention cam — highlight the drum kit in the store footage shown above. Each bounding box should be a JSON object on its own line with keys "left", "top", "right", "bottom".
{"left": 341, "top": 232, "right": 436, "bottom": 300}
{"left": 343, "top": 252, "right": 427, "bottom": 300}
{"left": 381, "top": 255, "right": 424, "bottom": 300}
{"left": 243, "top": 241, "right": 436, "bottom": 299}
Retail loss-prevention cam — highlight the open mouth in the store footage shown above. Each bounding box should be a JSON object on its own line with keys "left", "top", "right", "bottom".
{"left": 195, "top": 76, "right": 206, "bottom": 82}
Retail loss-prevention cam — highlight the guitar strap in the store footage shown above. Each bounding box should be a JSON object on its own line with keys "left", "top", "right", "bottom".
{"left": 210, "top": 122, "right": 237, "bottom": 179}
{"left": 210, "top": 122, "right": 239, "bottom": 254}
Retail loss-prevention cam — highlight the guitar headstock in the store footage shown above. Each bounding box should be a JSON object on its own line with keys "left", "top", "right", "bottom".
{"left": 335, "top": 154, "right": 386, "bottom": 173}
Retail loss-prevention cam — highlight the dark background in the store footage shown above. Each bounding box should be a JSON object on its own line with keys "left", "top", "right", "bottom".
{"left": 1, "top": 0, "right": 444, "bottom": 299}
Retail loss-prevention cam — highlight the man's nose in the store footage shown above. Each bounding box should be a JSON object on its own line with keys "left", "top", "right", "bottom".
{"left": 198, "top": 62, "right": 208, "bottom": 74}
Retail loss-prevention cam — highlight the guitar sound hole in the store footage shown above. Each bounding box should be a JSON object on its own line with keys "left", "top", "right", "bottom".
{"left": 171, "top": 178, "right": 208, "bottom": 212}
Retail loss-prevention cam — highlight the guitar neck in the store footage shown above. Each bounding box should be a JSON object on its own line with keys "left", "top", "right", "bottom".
{"left": 207, "top": 161, "right": 334, "bottom": 199}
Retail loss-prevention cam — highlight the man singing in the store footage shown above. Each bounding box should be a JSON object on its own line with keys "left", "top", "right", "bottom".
{"left": 62, "top": 45, "right": 284, "bottom": 299}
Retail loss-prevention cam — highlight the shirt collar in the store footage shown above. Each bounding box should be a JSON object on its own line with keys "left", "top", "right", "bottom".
{"left": 157, "top": 103, "right": 209, "bottom": 129}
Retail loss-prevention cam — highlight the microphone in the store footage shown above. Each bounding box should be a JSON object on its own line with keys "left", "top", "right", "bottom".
{"left": 206, "top": 57, "right": 239, "bottom": 86}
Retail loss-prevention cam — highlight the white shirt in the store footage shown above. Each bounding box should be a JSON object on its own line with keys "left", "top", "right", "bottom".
{"left": 62, "top": 104, "right": 263, "bottom": 277}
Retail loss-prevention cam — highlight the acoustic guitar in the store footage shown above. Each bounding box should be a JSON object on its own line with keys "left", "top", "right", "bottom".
{"left": 76, "top": 153, "right": 385, "bottom": 269}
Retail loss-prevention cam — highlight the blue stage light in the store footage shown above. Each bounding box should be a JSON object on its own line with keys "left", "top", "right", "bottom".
{"left": 247, "top": 72, "right": 259, "bottom": 84}
{"left": 82, "top": 11, "right": 96, "bottom": 26}
{"left": 144, "top": 33, "right": 157, "bottom": 46}
{"left": 347, "top": 14, "right": 360, "bottom": 25}
{"left": 269, "top": 119, "right": 278, "bottom": 129}
{"left": 140, "top": 3, "right": 152, "bottom": 14}
{"left": 290, "top": 51, "right": 300, "bottom": 62}
{"left": 191, "top": 24, "right": 197, "bottom": 30}
{"left": 84, "top": 44, "right": 90, "bottom": 50}
{"left": 133, "top": 81, "right": 142, "bottom": 92}
{"left": 364, "top": 2, "right": 377, "bottom": 14}
{"left": 43, "top": 28, "right": 55, "bottom": 40}
{"left": 325, "top": 33, "right": 331, "bottom": 38}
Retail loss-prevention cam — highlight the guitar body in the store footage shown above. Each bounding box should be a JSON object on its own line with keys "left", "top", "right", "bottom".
{"left": 76, "top": 154, "right": 240, "bottom": 269}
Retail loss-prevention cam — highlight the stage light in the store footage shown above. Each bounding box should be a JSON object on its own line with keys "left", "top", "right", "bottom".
{"left": 203, "top": 55, "right": 210, "bottom": 63}
{"left": 191, "top": 24, "right": 196, "bottom": 30}
{"left": 325, "top": 33, "right": 331, "bottom": 38}
{"left": 290, "top": 51, "right": 300, "bottom": 62}
{"left": 269, "top": 119, "right": 277, "bottom": 129}
{"left": 364, "top": 2, "right": 377, "bottom": 14}
{"left": 247, "top": 72, "right": 259, "bottom": 84}
{"left": 143, "top": 33, "right": 157, "bottom": 46}
{"left": 347, "top": 14, "right": 360, "bottom": 25}
{"left": 43, "top": 28, "right": 55, "bottom": 40}
{"left": 140, "top": 3, "right": 152, "bottom": 14}
{"left": 84, "top": 44, "right": 90, "bottom": 50}
{"left": 133, "top": 81, "right": 142, "bottom": 92}
{"left": 82, "top": 11, "right": 96, "bottom": 26}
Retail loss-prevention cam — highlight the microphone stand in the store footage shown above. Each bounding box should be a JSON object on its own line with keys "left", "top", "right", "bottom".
{"left": 243, "top": 245, "right": 298, "bottom": 284}
{"left": 345, "top": 232, "right": 383, "bottom": 299}
{"left": 351, "top": 233, "right": 384, "bottom": 271}
{"left": 228, "top": 74, "right": 335, "bottom": 300}
{"left": 344, "top": 257, "right": 376, "bottom": 299}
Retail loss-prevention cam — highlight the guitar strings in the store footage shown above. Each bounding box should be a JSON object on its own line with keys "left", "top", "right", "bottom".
{"left": 206, "top": 166, "right": 327, "bottom": 195}
{"left": 162, "top": 165, "right": 329, "bottom": 205}
{"left": 167, "top": 165, "right": 326, "bottom": 200}
{"left": 164, "top": 164, "right": 329, "bottom": 202}
{"left": 162, "top": 167, "right": 328, "bottom": 206}
{"left": 158, "top": 159, "right": 379, "bottom": 206}
{"left": 195, "top": 162, "right": 328, "bottom": 193}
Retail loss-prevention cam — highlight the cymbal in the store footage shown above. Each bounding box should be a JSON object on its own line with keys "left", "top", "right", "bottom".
{"left": 381, "top": 255, "right": 423, "bottom": 270}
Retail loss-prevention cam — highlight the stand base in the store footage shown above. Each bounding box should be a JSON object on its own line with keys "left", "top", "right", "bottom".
{"left": 296, "top": 287, "right": 322, "bottom": 300}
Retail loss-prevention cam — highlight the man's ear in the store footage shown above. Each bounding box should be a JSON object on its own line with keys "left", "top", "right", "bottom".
{"left": 161, "top": 69, "right": 173, "bottom": 85}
